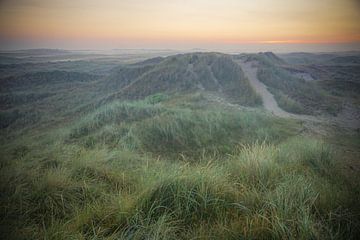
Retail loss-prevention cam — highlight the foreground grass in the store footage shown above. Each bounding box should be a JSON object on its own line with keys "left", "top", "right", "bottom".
{"left": 1, "top": 138, "right": 358, "bottom": 239}
{"left": 1, "top": 96, "right": 359, "bottom": 239}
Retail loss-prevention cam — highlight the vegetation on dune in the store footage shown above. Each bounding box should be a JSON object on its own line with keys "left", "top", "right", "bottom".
{"left": 315, "top": 65, "right": 360, "bottom": 100}
{"left": 1, "top": 93, "right": 359, "bottom": 239}
{"left": 132, "top": 109, "right": 290, "bottom": 156}
{"left": 1, "top": 131, "right": 358, "bottom": 239}
{"left": 238, "top": 53, "right": 342, "bottom": 115}
{"left": 69, "top": 95, "right": 295, "bottom": 157}
{"left": 0, "top": 71, "right": 99, "bottom": 91}
{"left": 270, "top": 88, "right": 306, "bottom": 114}
{"left": 0, "top": 52, "right": 263, "bottom": 133}
{"left": 1, "top": 52, "right": 359, "bottom": 239}
{"left": 107, "top": 53, "right": 262, "bottom": 106}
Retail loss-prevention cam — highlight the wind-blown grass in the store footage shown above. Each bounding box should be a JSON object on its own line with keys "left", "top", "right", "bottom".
{"left": 69, "top": 100, "right": 164, "bottom": 139}
{"left": 68, "top": 98, "right": 298, "bottom": 158}
{"left": 1, "top": 96, "right": 358, "bottom": 239}
{"left": 1, "top": 131, "right": 359, "bottom": 239}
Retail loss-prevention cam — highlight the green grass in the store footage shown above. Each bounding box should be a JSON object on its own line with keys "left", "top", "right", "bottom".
{"left": 108, "top": 53, "right": 263, "bottom": 107}
{"left": 1, "top": 132, "right": 359, "bottom": 239}
{"left": 68, "top": 97, "right": 298, "bottom": 158}
{"left": 1, "top": 94, "right": 359, "bottom": 239}
{"left": 1, "top": 52, "right": 358, "bottom": 239}
{"left": 270, "top": 88, "right": 306, "bottom": 114}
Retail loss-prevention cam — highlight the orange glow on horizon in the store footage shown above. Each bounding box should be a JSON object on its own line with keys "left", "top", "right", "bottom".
{"left": 0, "top": 0, "right": 359, "bottom": 49}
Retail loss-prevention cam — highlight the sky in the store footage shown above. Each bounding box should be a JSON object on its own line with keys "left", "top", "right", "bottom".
{"left": 0, "top": 0, "right": 359, "bottom": 52}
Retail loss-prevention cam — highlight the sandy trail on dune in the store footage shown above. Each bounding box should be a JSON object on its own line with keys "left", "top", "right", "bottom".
{"left": 236, "top": 60, "right": 319, "bottom": 122}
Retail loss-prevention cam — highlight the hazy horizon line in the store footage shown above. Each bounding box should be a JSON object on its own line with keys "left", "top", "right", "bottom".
{"left": 1, "top": 46, "right": 360, "bottom": 54}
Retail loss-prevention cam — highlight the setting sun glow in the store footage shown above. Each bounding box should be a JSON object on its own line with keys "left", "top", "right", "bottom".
{"left": 0, "top": 0, "right": 359, "bottom": 51}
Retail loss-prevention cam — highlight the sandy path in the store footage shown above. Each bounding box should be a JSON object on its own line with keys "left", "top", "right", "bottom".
{"left": 236, "top": 60, "right": 319, "bottom": 122}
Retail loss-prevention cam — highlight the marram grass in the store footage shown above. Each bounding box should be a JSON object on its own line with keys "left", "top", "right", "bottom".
{"left": 1, "top": 97, "right": 359, "bottom": 239}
